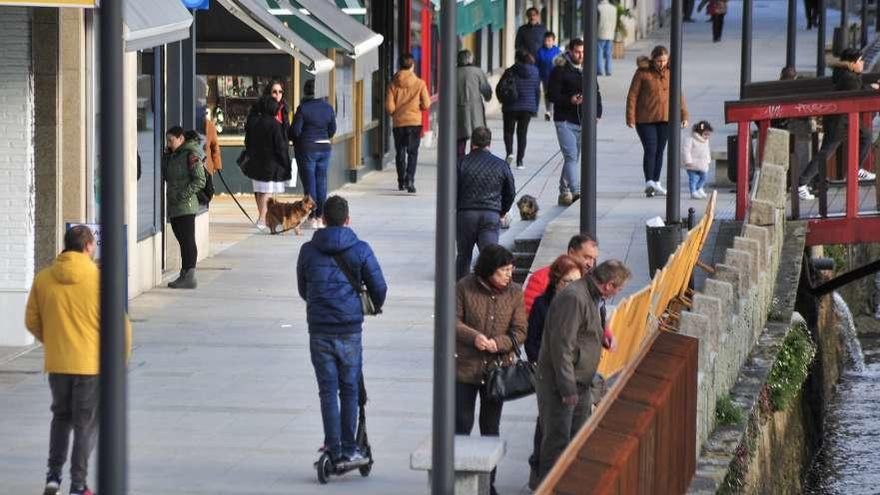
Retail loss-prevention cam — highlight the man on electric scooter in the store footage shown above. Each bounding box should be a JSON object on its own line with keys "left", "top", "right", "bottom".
{"left": 297, "top": 196, "right": 387, "bottom": 467}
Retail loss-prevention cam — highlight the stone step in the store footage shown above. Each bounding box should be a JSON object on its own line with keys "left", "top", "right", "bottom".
{"left": 513, "top": 267, "right": 530, "bottom": 284}
{"left": 513, "top": 251, "right": 535, "bottom": 269}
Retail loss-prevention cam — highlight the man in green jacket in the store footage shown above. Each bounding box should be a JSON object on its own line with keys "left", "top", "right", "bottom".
{"left": 535, "top": 259, "right": 631, "bottom": 480}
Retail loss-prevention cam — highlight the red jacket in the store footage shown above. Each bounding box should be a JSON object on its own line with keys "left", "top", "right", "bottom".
{"left": 523, "top": 265, "right": 551, "bottom": 315}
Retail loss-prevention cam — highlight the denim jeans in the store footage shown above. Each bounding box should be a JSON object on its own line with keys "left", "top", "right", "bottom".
{"left": 635, "top": 122, "right": 669, "bottom": 182}
{"left": 687, "top": 170, "right": 707, "bottom": 193}
{"left": 48, "top": 374, "right": 99, "bottom": 487}
{"left": 393, "top": 125, "right": 422, "bottom": 186}
{"left": 456, "top": 210, "right": 501, "bottom": 280}
{"left": 310, "top": 333, "right": 362, "bottom": 460}
{"left": 300, "top": 150, "right": 331, "bottom": 218}
{"left": 555, "top": 121, "right": 582, "bottom": 194}
{"left": 597, "top": 39, "right": 612, "bottom": 75}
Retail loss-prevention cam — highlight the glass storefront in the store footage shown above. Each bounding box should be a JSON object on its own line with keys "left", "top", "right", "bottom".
{"left": 202, "top": 75, "right": 292, "bottom": 136}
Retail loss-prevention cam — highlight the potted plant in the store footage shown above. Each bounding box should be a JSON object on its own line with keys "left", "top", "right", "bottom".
{"left": 613, "top": 3, "right": 634, "bottom": 59}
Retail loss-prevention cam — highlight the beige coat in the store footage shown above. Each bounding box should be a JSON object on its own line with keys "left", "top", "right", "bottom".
{"left": 385, "top": 69, "right": 431, "bottom": 128}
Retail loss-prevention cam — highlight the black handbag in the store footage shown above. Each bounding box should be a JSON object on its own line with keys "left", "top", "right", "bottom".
{"left": 333, "top": 254, "right": 382, "bottom": 316}
{"left": 483, "top": 332, "right": 536, "bottom": 402}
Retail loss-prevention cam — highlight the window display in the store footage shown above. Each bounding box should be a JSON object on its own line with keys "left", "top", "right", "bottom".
{"left": 201, "top": 75, "right": 291, "bottom": 136}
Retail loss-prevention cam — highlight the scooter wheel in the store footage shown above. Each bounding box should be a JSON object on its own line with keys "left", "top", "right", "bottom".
{"left": 317, "top": 454, "right": 332, "bottom": 484}
{"left": 359, "top": 462, "right": 372, "bottom": 477}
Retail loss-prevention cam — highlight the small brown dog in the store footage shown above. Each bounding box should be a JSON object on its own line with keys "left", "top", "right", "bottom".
{"left": 265, "top": 195, "right": 316, "bottom": 235}
{"left": 517, "top": 195, "right": 539, "bottom": 221}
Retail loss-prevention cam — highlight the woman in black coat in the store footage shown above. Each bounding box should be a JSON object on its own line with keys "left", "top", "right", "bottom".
{"left": 245, "top": 80, "right": 292, "bottom": 231}
{"left": 244, "top": 96, "right": 291, "bottom": 229}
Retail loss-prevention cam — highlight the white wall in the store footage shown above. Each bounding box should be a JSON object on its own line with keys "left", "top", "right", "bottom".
{"left": 0, "top": 7, "right": 35, "bottom": 346}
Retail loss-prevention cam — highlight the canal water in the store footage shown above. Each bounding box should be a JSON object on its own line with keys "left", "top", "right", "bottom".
{"left": 805, "top": 294, "right": 880, "bottom": 494}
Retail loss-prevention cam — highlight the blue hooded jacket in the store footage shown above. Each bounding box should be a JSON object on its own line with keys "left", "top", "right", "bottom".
{"left": 502, "top": 63, "right": 542, "bottom": 114}
{"left": 297, "top": 226, "right": 387, "bottom": 335}
{"left": 536, "top": 45, "right": 561, "bottom": 83}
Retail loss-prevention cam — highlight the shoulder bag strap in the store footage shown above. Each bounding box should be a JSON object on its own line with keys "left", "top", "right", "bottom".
{"left": 332, "top": 253, "right": 362, "bottom": 293}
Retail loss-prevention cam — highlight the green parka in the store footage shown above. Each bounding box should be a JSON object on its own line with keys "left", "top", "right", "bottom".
{"left": 163, "top": 139, "right": 206, "bottom": 218}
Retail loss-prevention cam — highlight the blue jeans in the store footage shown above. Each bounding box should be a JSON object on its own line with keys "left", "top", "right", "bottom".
{"left": 635, "top": 122, "right": 669, "bottom": 182}
{"left": 310, "top": 333, "right": 362, "bottom": 459}
{"left": 456, "top": 210, "right": 501, "bottom": 280}
{"left": 555, "top": 121, "right": 582, "bottom": 194}
{"left": 299, "top": 150, "right": 331, "bottom": 218}
{"left": 687, "top": 170, "right": 707, "bottom": 193}
{"left": 597, "top": 39, "right": 612, "bottom": 75}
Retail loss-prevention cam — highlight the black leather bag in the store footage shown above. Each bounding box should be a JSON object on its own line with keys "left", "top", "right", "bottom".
{"left": 483, "top": 332, "right": 536, "bottom": 402}
{"left": 333, "top": 254, "right": 382, "bottom": 316}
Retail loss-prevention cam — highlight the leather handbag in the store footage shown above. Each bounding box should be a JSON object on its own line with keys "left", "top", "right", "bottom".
{"left": 333, "top": 254, "right": 381, "bottom": 316}
{"left": 483, "top": 332, "right": 536, "bottom": 402}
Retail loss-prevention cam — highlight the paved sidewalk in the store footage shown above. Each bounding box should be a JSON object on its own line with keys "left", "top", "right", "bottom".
{"left": 0, "top": 3, "right": 846, "bottom": 494}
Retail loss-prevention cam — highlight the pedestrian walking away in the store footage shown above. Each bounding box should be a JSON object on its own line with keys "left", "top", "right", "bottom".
{"left": 25, "top": 225, "right": 132, "bottom": 495}
{"left": 501, "top": 50, "right": 542, "bottom": 170}
{"left": 804, "top": 0, "right": 818, "bottom": 29}
{"left": 535, "top": 260, "right": 631, "bottom": 481}
{"left": 523, "top": 233, "right": 599, "bottom": 314}
{"left": 597, "top": 0, "right": 618, "bottom": 76}
{"left": 456, "top": 127, "right": 516, "bottom": 280}
{"left": 244, "top": 80, "right": 293, "bottom": 231}
{"left": 386, "top": 53, "right": 431, "bottom": 193}
{"left": 515, "top": 7, "right": 547, "bottom": 60}
{"left": 163, "top": 126, "right": 207, "bottom": 289}
{"left": 548, "top": 38, "right": 604, "bottom": 206}
{"left": 297, "top": 196, "right": 387, "bottom": 468}
{"left": 798, "top": 49, "right": 878, "bottom": 199}
{"left": 682, "top": 120, "right": 714, "bottom": 199}
{"left": 524, "top": 254, "right": 586, "bottom": 489}
{"left": 706, "top": 0, "right": 728, "bottom": 42}
{"left": 536, "top": 32, "right": 562, "bottom": 121}
{"left": 292, "top": 79, "right": 337, "bottom": 228}
{"left": 626, "top": 45, "right": 689, "bottom": 198}
{"left": 456, "top": 49, "right": 493, "bottom": 158}
{"left": 455, "top": 244, "right": 527, "bottom": 495}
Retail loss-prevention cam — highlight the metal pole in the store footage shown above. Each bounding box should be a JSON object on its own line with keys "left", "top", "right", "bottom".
{"left": 668, "top": 0, "right": 682, "bottom": 225}
{"left": 581, "top": 0, "right": 597, "bottom": 237}
{"left": 740, "top": 0, "right": 753, "bottom": 98}
{"left": 432, "top": 0, "right": 456, "bottom": 493}
{"left": 860, "top": 0, "right": 868, "bottom": 47}
{"left": 840, "top": 0, "right": 848, "bottom": 28}
{"left": 876, "top": 0, "right": 880, "bottom": 32}
{"left": 786, "top": 0, "right": 797, "bottom": 67}
{"left": 818, "top": 0, "right": 827, "bottom": 76}
{"left": 98, "top": 0, "right": 127, "bottom": 493}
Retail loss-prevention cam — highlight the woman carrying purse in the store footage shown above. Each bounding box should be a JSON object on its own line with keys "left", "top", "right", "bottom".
{"left": 455, "top": 244, "right": 527, "bottom": 495}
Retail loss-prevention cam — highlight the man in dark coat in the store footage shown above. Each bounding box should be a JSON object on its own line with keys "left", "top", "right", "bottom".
{"left": 456, "top": 127, "right": 516, "bottom": 280}
{"left": 548, "top": 38, "right": 603, "bottom": 206}
{"left": 515, "top": 7, "right": 547, "bottom": 59}
{"left": 535, "top": 260, "right": 631, "bottom": 481}
{"left": 297, "top": 195, "right": 387, "bottom": 465}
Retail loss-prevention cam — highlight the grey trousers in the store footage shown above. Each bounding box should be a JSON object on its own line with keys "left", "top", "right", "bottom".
{"left": 48, "top": 374, "right": 99, "bottom": 486}
{"left": 536, "top": 376, "right": 591, "bottom": 480}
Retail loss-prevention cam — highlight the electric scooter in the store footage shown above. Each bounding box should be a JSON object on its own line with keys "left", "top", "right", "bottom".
{"left": 315, "top": 375, "right": 373, "bottom": 484}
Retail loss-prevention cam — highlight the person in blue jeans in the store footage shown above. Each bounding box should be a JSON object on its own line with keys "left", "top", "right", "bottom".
{"left": 597, "top": 0, "right": 617, "bottom": 76}
{"left": 292, "top": 79, "right": 337, "bottom": 228}
{"left": 297, "top": 196, "right": 387, "bottom": 464}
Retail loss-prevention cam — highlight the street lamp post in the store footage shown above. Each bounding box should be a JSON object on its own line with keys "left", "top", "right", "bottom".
{"left": 786, "top": 0, "right": 797, "bottom": 68}
{"left": 98, "top": 0, "right": 128, "bottom": 493}
{"left": 581, "top": 0, "right": 598, "bottom": 237}
{"left": 740, "top": 0, "right": 753, "bottom": 97}
{"left": 432, "top": 0, "right": 456, "bottom": 493}
{"left": 668, "top": 0, "right": 683, "bottom": 225}
{"left": 818, "top": 0, "right": 827, "bottom": 76}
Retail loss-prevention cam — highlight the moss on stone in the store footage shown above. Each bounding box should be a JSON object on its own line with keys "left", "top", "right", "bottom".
{"left": 766, "top": 322, "right": 816, "bottom": 411}
{"left": 716, "top": 395, "right": 745, "bottom": 426}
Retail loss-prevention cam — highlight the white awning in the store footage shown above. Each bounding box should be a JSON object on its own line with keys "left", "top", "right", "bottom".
{"left": 123, "top": 0, "right": 193, "bottom": 52}
{"left": 215, "top": 0, "right": 335, "bottom": 75}
{"left": 287, "top": 0, "right": 383, "bottom": 59}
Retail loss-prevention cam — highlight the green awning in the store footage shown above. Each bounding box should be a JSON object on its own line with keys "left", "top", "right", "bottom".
{"left": 431, "top": 0, "right": 505, "bottom": 37}
{"left": 266, "top": 0, "right": 377, "bottom": 52}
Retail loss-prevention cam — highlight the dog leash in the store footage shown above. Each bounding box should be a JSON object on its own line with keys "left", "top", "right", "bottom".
{"left": 215, "top": 169, "right": 257, "bottom": 225}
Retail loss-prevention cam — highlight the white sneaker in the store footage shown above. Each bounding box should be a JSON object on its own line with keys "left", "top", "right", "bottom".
{"left": 506, "top": 155, "right": 514, "bottom": 166}
{"left": 698, "top": 188, "right": 708, "bottom": 198}
{"left": 690, "top": 191, "right": 702, "bottom": 199}
{"left": 653, "top": 181, "right": 668, "bottom": 196}
{"left": 798, "top": 185, "right": 816, "bottom": 200}
{"left": 857, "top": 168, "right": 876, "bottom": 181}
{"left": 255, "top": 222, "right": 268, "bottom": 232}
{"left": 309, "top": 219, "right": 319, "bottom": 229}
{"left": 645, "top": 181, "right": 656, "bottom": 197}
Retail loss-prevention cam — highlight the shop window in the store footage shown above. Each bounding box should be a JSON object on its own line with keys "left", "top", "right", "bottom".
{"left": 200, "top": 75, "right": 292, "bottom": 136}
{"left": 136, "top": 51, "right": 160, "bottom": 240}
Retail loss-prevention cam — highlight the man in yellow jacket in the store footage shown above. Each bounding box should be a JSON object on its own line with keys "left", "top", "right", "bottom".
{"left": 25, "top": 225, "right": 131, "bottom": 495}
{"left": 385, "top": 52, "right": 431, "bottom": 194}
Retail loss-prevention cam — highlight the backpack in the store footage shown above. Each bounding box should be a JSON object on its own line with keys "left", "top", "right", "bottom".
{"left": 197, "top": 166, "right": 214, "bottom": 205}
{"left": 495, "top": 68, "right": 519, "bottom": 105}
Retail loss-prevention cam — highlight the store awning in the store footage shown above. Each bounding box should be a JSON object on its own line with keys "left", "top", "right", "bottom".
{"left": 292, "top": 0, "right": 383, "bottom": 58}
{"left": 123, "top": 0, "right": 192, "bottom": 52}
{"left": 430, "top": 0, "right": 505, "bottom": 37}
{"left": 214, "top": 0, "right": 335, "bottom": 75}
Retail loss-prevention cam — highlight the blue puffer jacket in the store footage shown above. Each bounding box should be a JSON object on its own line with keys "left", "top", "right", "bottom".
{"left": 502, "top": 63, "right": 542, "bottom": 114}
{"left": 297, "top": 226, "right": 387, "bottom": 335}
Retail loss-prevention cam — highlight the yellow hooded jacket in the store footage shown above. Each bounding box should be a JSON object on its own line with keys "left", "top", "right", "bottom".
{"left": 25, "top": 251, "right": 132, "bottom": 375}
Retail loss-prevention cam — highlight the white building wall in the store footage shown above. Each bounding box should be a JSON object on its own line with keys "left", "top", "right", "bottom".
{"left": 0, "top": 7, "right": 36, "bottom": 346}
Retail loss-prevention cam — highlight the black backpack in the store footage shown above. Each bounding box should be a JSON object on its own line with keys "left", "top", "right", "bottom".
{"left": 495, "top": 68, "right": 519, "bottom": 105}
{"left": 197, "top": 166, "right": 214, "bottom": 205}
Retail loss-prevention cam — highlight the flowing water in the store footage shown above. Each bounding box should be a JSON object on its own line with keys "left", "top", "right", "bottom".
{"left": 805, "top": 294, "right": 880, "bottom": 494}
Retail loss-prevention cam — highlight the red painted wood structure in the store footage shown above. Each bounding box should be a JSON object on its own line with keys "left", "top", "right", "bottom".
{"left": 536, "top": 330, "right": 699, "bottom": 495}
{"left": 724, "top": 90, "right": 880, "bottom": 246}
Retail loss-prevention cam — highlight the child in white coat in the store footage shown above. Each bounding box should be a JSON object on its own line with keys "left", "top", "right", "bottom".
{"left": 681, "top": 121, "right": 713, "bottom": 199}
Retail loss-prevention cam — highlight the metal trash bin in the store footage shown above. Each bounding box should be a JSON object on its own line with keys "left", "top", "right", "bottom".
{"left": 646, "top": 224, "right": 684, "bottom": 278}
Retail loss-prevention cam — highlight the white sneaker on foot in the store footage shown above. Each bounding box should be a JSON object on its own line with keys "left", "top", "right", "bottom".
{"left": 506, "top": 155, "right": 514, "bottom": 166}
{"left": 857, "top": 168, "right": 876, "bottom": 181}
{"left": 645, "top": 181, "right": 656, "bottom": 197}
{"left": 309, "top": 219, "right": 319, "bottom": 229}
{"left": 798, "top": 185, "right": 816, "bottom": 200}
{"left": 690, "top": 191, "right": 702, "bottom": 199}
{"left": 698, "top": 188, "right": 708, "bottom": 198}
{"left": 653, "top": 182, "right": 668, "bottom": 196}
{"left": 256, "top": 222, "right": 268, "bottom": 232}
